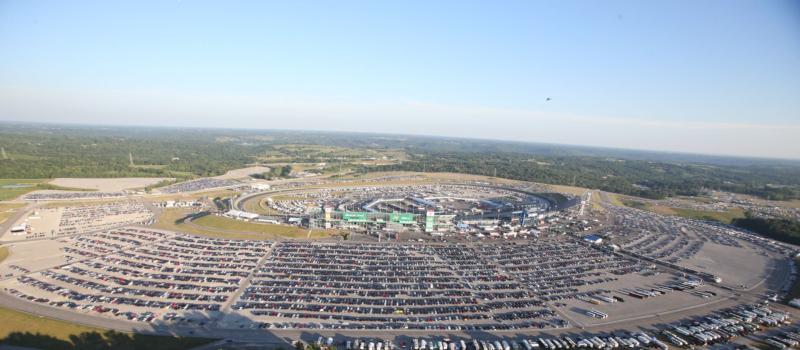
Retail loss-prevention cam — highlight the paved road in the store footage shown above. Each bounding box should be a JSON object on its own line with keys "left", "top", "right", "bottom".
{"left": 214, "top": 244, "right": 275, "bottom": 323}
{"left": 0, "top": 202, "right": 36, "bottom": 240}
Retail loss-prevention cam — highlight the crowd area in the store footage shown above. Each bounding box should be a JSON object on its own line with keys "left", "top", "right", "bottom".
{"left": 158, "top": 178, "right": 240, "bottom": 194}
{"left": 263, "top": 183, "right": 552, "bottom": 217}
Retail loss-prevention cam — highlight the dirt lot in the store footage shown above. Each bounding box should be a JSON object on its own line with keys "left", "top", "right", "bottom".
{"left": 0, "top": 240, "right": 69, "bottom": 277}
{"left": 676, "top": 240, "right": 773, "bottom": 288}
{"left": 1, "top": 208, "right": 62, "bottom": 241}
{"left": 214, "top": 166, "right": 271, "bottom": 180}
{"left": 559, "top": 272, "right": 731, "bottom": 327}
{"left": 48, "top": 178, "right": 172, "bottom": 192}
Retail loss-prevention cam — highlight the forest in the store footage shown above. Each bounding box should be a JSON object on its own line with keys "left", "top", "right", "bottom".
{"left": 370, "top": 151, "right": 800, "bottom": 200}
{"left": 1, "top": 122, "right": 799, "bottom": 201}
{"left": 0, "top": 124, "right": 259, "bottom": 179}
{"left": 251, "top": 165, "right": 292, "bottom": 180}
{"left": 732, "top": 214, "right": 800, "bottom": 246}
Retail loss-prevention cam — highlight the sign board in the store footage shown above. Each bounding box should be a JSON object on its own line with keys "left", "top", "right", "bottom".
{"left": 342, "top": 212, "right": 369, "bottom": 222}
{"left": 425, "top": 210, "right": 435, "bottom": 232}
{"left": 389, "top": 213, "right": 416, "bottom": 224}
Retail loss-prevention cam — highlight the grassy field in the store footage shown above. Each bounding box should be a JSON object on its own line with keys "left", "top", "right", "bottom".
{"left": 548, "top": 184, "right": 590, "bottom": 196}
{"left": 151, "top": 208, "right": 235, "bottom": 235}
{"left": 0, "top": 179, "right": 47, "bottom": 201}
{"left": 193, "top": 215, "right": 330, "bottom": 239}
{"left": 0, "top": 202, "right": 25, "bottom": 224}
{"left": 780, "top": 199, "right": 800, "bottom": 209}
{"left": 241, "top": 197, "right": 279, "bottom": 215}
{"left": 272, "top": 144, "right": 407, "bottom": 160}
{"left": 129, "top": 164, "right": 167, "bottom": 170}
{"left": 0, "top": 306, "right": 213, "bottom": 350}
{"left": 646, "top": 204, "right": 678, "bottom": 215}
{"left": 621, "top": 199, "right": 649, "bottom": 210}
{"left": 0, "top": 179, "right": 96, "bottom": 201}
{"left": 153, "top": 209, "right": 331, "bottom": 240}
{"left": 670, "top": 207, "right": 747, "bottom": 224}
{"left": 588, "top": 191, "right": 605, "bottom": 212}
{"left": 0, "top": 246, "right": 8, "bottom": 264}
{"left": 600, "top": 189, "right": 749, "bottom": 225}
{"left": 615, "top": 194, "right": 747, "bottom": 225}
{"left": 604, "top": 193, "right": 626, "bottom": 207}
{"left": 0, "top": 307, "right": 106, "bottom": 342}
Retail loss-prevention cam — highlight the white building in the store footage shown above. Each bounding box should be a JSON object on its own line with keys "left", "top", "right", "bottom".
{"left": 583, "top": 234, "right": 603, "bottom": 245}
{"left": 225, "top": 210, "right": 259, "bottom": 220}
{"left": 251, "top": 183, "right": 271, "bottom": 191}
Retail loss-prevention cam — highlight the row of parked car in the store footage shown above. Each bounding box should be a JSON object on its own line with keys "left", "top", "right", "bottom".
{"left": 8, "top": 228, "right": 271, "bottom": 322}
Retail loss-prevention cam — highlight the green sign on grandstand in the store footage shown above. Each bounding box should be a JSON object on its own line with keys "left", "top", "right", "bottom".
{"left": 389, "top": 212, "right": 415, "bottom": 224}
{"left": 342, "top": 212, "right": 369, "bottom": 222}
{"left": 425, "top": 212, "right": 434, "bottom": 232}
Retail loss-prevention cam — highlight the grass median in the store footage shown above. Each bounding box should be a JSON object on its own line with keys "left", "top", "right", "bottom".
{"left": 153, "top": 208, "right": 332, "bottom": 240}
{"left": 617, "top": 196, "right": 746, "bottom": 225}
{"left": 192, "top": 214, "right": 330, "bottom": 239}
{"left": 0, "top": 306, "right": 214, "bottom": 350}
{"left": 0, "top": 202, "right": 25, "bottom": 224}
{"left": 670, "top": 207, "right": 746, "bottom": 225}
{"left": 0, "top": 179, "right": 97, "bottom": 201}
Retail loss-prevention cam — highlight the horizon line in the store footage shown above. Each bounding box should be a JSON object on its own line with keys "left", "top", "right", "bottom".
{"left": 1, "top": 119, "right": 799, "bottom": 163}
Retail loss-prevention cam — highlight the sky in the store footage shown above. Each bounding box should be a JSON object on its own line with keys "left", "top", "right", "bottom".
{"left": 1, "top": 1, "right": 799, "bottom": 159}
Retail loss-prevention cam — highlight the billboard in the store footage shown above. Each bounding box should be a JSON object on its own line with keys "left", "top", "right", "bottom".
{"left": 389, "top": 213, "right": 416, "bottom": 224}
{"left": 425, "top": 210, "right": 435, "bottom": 232}
{"left": 324, "top": 206, "right": 332, "bottom": 221}
{"left": 342, "top": 212, "right": 369, "bottom": 222}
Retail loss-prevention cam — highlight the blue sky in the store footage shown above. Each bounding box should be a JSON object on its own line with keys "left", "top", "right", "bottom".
{"left": 1, "top": 0, "right": 799, "bottom": 158}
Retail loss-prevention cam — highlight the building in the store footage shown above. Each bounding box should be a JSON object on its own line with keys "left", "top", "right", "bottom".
{"left": 583, "top": 234, "right": 603, "bottom": 245}
{"left": 250, "top": 183, "right": 271, "bottom": 191}
{"left": 225, "top": 209, "right": 259, "bottom": 220}
{"left": 10, "top": 224, "right": 28, "bottom": 235}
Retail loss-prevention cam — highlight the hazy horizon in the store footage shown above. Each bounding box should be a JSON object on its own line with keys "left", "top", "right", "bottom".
{"left": 1, "top": 1, "right": 799, "bottom": 159}
{"left": 4, "top": 119, "right": 800, "bottom": 163}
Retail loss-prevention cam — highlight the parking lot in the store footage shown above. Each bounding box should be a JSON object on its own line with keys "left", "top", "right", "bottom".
{"left": 2, "top": 228, "right": 271, "bottom": 323}
{"left": 157, "top": 178, "right": 241, "bottom": 194}
{"left": 0, "top": 191, "right": 794, "bottom": 342}
{"left": 602, "top": 206, "right": 791, "bottom": 288}
{"left": 1, "top": 201, "right": 153, "bottom": 241}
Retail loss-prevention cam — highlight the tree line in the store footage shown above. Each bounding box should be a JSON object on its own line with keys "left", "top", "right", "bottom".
{"left": 732, "top": 212, "right": 800, "bottom": 246}
{"left": 368, "top": 151, "right": 800, "bottom": 200}
{"left": 1, "top": 123, "right": 798, "bottom": 201}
